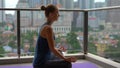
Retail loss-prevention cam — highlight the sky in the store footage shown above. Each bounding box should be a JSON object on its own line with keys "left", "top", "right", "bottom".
{"left": 74, "top": 0, "right": 105, "bottom": 2}
{"left": 5, "top": 0, "right": 105, "bottom": 14}
{"left": 5, "top": 0, "right": 18, "bottom": 14}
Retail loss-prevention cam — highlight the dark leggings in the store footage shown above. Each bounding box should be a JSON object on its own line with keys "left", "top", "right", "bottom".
{"left": 33, "top": 59, "right": 72, "bottom": 68}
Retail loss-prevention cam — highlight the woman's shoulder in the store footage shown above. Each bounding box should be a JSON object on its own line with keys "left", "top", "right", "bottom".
{"left": 40, "top": 25, "right": 53, "bottom": 38}
{"left": 40, "top": 25, "right": 53, "bottom": 35}
{"left": 43, "top": 25, "right": 52, "bottom": 31}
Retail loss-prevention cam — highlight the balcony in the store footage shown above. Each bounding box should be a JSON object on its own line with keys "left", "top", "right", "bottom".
{"left": 0, "top": 6, "right": 120, "bottom": 68}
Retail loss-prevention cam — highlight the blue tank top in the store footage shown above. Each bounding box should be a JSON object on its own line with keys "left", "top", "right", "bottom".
{"left": 33, "top": 23, "right": 53, "bottom": 67}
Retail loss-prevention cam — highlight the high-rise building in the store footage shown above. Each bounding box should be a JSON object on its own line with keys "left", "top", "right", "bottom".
{"left": 73, "top": 0, "right": 96, "bottom": 29}
{"left": 73, "top": 0, "right": 86, "bottom": 28}
{"left": 46, "top": 0, "right": 52, "bottom": 5}
{"left": 5, "top": 14, "right": 14, "bottom": 24}
{"left": 106, "top": 0, "right": 120, "bottom": 30}
{"left": 26, "top": 0, "right": 46, "bottom": 8}
{"left": 28, "top": 0, "right": 41, "bottom": 8}
{"left": 58, "top": 0, "right": 65, "bottom": 8}
{"left": 77, "top": 0, "right": 95, "bottom": 9}
{"left": 95, "top": 2, "right": 106, "bottom": 21}
{"left": 32, "top": 0, "right": 72, "bottom": 34}
{"left": 14, "top": 0, "right": 72, "bottom": 34}
{"left": 27, "top": 0, "right": 42, "bottom": 28}
{"left": 57, "top": 0, "right": 73, "bottom": 9}
{"left": 44, "top": 0, "right": 58, "bottom": 5}
{"left": 65, "top": 0, "right": 74, "bottom": 9}
{"left": 52, "top": 0, "right": 58, "bottom": 5}
{"left": 0, "top": 0, "right": 5, "bottom": 23}
{"left": 52, "top": 0, "right": 72, "bottom": 34}
{"left": 15, "top": 0, "right": 31, "bottom": 27}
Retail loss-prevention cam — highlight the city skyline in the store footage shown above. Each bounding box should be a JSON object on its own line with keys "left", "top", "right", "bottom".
{"left": 5, "top": 0, "right": 105, "bottom": 8}
{"left": 5, "top": 0, "right": 105, "bottom": 14}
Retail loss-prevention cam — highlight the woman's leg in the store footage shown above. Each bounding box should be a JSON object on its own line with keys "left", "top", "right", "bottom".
{"left": 51, "top": 50, "right": 63, "bottom": 60}
{"left": 33, "top": 66, "right": 39, "bottom": 68}
{"left": 44, "top": 59, "right": 72, "bottom": 68}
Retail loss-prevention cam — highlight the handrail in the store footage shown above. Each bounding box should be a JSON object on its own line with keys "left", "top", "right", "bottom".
{"left": 0, "top": 6, "right": 120, "bottom": 11}
{"left": 0, "top": 8, "right": 85, "bottom": 12}
{"left": 85, "top": 6, "right": 120, "bottom": 11}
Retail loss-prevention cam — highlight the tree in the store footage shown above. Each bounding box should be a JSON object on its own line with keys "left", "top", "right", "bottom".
{"left": 105, "top": 45, "right": 120, "bottom": 62}
{"left": 8, "top": 35, "right": 17, "bottom": 48}
{"left": 66, "top": 32, "right": 81, "bottom": 50}
{"left": 99, "top": 25, "right": 104, "bottom": 31}
{"left": 88, "top": 42, "right": 97, "bottom": 55}
{"left": 21, "top": 31, "right": 38, "bottom": 51}
{"left": 71, "top": 27, "right": 83, "bottom": 32}
{"left": 88, "top": 25, "right": 93, "bottom": 31}
{"left": 0, "top": 46, "right": 5, "bottom": 57}
{"left": 105, "top": 35, "right": 120, "bottom": 62}
{"left": 55, "top": 36, "right": 61, "bottom": 43}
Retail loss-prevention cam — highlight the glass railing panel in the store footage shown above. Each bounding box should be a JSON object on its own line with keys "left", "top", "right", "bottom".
{"left": 88, "top": 9, "right": 120, "bottom": 63}
{"left": 0, "top": 10, "right": 17, "bottom": 57}
{"left": 20, "top": 11, "right": 84, "bottom": 57}
{"left": 19, "top": 11, "right": 43, "bottom": 56}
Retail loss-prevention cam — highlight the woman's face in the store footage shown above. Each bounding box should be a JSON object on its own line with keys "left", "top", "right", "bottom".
{"left": 51, "top": 9, "right": 60, "bottom": 21}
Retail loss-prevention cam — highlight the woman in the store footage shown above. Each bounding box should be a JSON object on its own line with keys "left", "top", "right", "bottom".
{"left": 33, "top": 4, "right": 76, "bottom": 68}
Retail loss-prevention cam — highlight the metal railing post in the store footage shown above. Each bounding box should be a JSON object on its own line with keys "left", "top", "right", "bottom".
{"left": 17, "top": 10, "right": 21, "bottom": 58}
{"left": 83, "top": 11, "right": 88, "bottom": 54}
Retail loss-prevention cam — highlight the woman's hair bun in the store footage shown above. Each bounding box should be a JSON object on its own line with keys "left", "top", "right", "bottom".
{"left": 41, "top": 6, "right": 46, "bottom": 10}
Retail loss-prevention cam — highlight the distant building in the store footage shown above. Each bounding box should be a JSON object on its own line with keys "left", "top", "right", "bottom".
{"left": 58, "top": 0, "right": 65, "bottom": 8}
{"left": 39, "top": 0, "right": 73, "bottom": 34}
{"left": 5, "top": 14, "right": 14, "bottom": 24}
{"left": 28, "top": 0, "right": 41, "bottom": 8}
{"left": 15, "top": 0, "right": 32, "bottom": 27}
{"left": 14, "top": 0, "right": 32, "bottom": 33}
{"left": 0, "top": 0, "right": 5, "bottom": 23}
{"left": 52, "top": 0, "right": 73, "bottom": 34}
{"left": 106, "top": 0, "right": 120, "bottom": 30}
{"left": 73, "top": 0, "right": 95, "bottom": 29}
{"left": 3, "top": 45, "right": 12, "bottom": 52}
{"left": 95, "top": 2, "right": 106, "bottom": 21}
{"left": 13, "top": 0, "right": 72, "bottom": 34}
{"left": 65, "top": 0, "right": 74, "bottom": 9}
{"left": 72, "top": 11, "right": 79, "bottom": 30}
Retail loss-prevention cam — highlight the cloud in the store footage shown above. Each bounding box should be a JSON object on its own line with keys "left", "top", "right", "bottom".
{"left": 5, "top": 0, "right": 18, "bottom": 14}
{"left": 5, "top": 0, "right": 18, "bottom": 8}
{"left": 95, "top": 0, "right": 105, "bottom": 2}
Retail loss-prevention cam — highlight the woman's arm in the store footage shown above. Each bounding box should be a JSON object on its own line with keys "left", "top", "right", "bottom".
{"left": 40, "top": 25, "right": 77, "bottom": 62}
{"left": 44, "top": 26, "right": 66, "bottom": 60}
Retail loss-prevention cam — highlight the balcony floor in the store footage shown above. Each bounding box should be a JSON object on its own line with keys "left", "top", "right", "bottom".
{"left": 0, "top": 60, "right": 103, "bottom": 68}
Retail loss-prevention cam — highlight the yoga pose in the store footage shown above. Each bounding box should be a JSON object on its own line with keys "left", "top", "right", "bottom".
{"left": 33, "top": 4, "right": 76, "bottom": 68}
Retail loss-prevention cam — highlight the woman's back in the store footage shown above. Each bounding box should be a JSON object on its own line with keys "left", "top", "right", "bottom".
{"left": 33, "top": 23, "right": 51, "bottom": 67}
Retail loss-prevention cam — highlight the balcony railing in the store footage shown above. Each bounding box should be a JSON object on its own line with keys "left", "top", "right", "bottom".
{"left": 0, "top": 6, "right": 120, "bottom": 67}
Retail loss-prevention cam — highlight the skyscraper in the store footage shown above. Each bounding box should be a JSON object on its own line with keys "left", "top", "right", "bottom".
{"left": 52, "top": 0, "right": 58, "bottom": 5}
{"left": 57, "top": 0, "right": 73, "bottom": 9}
{"left": 106, "top": 0, "right": 120, "bottom": 30}
{"left": 65, "top": 0, "right": 74, "bottom": 9}
{"left": 95, "top": 2, "right": 106, "bottom": 20}
{"left": 58, "top": 0, "right": 65, "bottom": 8}
{"left": 0, "top": 0, "right": 5, "bottom": 23}
{"left": 15, "top": 0, "right": 31, "bottom": 27}
{"left": 28, "top": 0, "right": 41, "bottom": 8}
{"left": 43, "top": 0, "right": 59, "bottom": 6}
{"left": 73, "top": 0, "right": 95, "bottom": 28}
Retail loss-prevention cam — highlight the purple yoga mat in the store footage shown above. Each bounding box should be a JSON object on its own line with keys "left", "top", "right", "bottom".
{"left": 72, "top": 62, "right": 98, "bottom": 68}
{"left": 0, "top": 62, "right": 98, "bottom": 68}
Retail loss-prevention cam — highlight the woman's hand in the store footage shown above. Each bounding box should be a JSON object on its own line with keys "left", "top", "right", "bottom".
{"left": 58, "top": 46, "right": 66, "bottom": 52}
{"left": 65, "top": 57, "right": 77, "bottom": 62}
